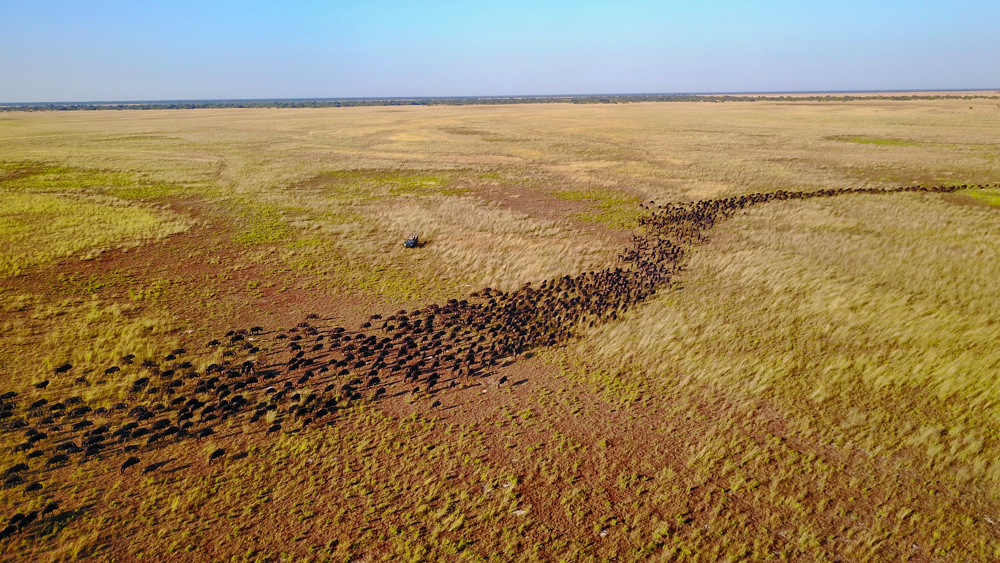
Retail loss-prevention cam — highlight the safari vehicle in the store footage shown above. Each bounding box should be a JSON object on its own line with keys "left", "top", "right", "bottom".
{"left": 403, "top": 234, "right": 419, "bottom": 248}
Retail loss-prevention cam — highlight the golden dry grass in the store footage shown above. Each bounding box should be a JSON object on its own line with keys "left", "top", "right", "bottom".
{"left": 1, "top": 99, "right": 999, "bottom": 561}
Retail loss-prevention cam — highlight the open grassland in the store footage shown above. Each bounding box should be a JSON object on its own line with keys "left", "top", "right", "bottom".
{"left": 1, "top": 99, "right": 1000, "bottom": 561}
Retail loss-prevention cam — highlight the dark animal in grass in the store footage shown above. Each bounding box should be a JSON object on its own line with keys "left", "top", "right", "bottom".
{"left": 267, "top": 424, "right": 281, "bottom": 434}
{"left": 55, "top": 440, "right": 79, "bottom": 452}
{"left": 26, "top": 450, "right": 43, "bottom": 460}
{"left": 431, "top": 400, "right": 442, "bottom": 408}
{"left": 123, "top": 445, "right": 139, "bottom": 453}
{"left": 34, "top": 380, "right": 49, "bottom": 389}
{"left": 23, "top": 482, "right": 42, "bottom": 494}
{"left": 141, "top": 462, "right": 164, "bottom": 475}
{"left": 54, "top": 363, "right": 72, "bottom": 374}
{"left": 120, "top": 457, "right": 140, "bottom": 474}
{"left": 208, "top": 448, "right": 226, "bottom": 465}
{"left": 30, "top": 399, "right": 47, "bottom": 409}
{"left": 3, "top": 476, "right": 23, "bottom": 488}
{"left": 0, "top": 525, "right": 15, "bottom": 540}
{"left": 46, "top": 454, "right": 69, "bottom": 467}
{"left": 42, "top": 501, "right": 59, "bottom": 516}
{"left": 196, "top": 428, "right": 214, "bottom": 440}
{"left": 72, "top": 420, "right": 93, "bottom": 432}
{"left": 20, "top": 510, "right": 39, "bottom": 529}
{"left": 105, "top": 366, "right": 121, "bottom": 375}
{"left": 3, "top": 464, "right": 28, "bottom": 478}
{"left": 28, "top": 432, "right": 47, "bottom": 444}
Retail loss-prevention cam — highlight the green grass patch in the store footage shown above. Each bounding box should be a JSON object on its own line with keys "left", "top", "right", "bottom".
{"left": 283, "top": 240, "right": 431, "bottom": 302}
{"left": 111, "top": 184, "right": 189, "bottom": 200}
{"left": 57, "top": 271, "right": 133, "bottom": 295}
{"left": 313, "top": 170, "right": 469, "bottom": 200}
{"left": 962, "top": 188, "right": 1000, "bottom": 207}
{"left": 0, "top": 192, "right": 191, "bottom": 277}
{"left": 832, "top": 136, "right": 923, "bottom": 147}
{"left": 0, "top": 161, "right": 192, "bottom": 200}
{"left": 3, "top": 164, "right": 133, "bottom": 191}
{"left": 556, "top": 188, "right": 640, "bottom": 230}
{"left": 233, "top": 201, "right": 295, "bottom": 245}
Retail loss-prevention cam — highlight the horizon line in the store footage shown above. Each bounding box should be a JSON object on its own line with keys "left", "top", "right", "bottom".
{"left": 3, "top": 88, "right": 999, "bottom": 106}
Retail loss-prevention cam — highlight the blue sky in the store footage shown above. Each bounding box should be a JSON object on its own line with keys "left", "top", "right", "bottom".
{"left": 2, "top": 1, "right": 998, "bottom": 102}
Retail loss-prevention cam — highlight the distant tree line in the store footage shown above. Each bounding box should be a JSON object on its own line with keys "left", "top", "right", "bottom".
{"left": 2, "top": 93, "right": 998, "bottom": 112}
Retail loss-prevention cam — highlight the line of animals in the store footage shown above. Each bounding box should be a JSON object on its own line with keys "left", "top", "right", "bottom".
{"left": 0, "top": 182, "right": 993, "bottom": 543}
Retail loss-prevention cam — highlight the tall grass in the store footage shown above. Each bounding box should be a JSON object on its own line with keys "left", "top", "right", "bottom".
{"left": 571, "top": 191, "right": 1000, "bottom": 493}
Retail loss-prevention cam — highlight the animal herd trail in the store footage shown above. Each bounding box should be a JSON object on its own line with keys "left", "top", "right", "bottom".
{"left": 0, "top": 182, "right": 993, "bottom": 544}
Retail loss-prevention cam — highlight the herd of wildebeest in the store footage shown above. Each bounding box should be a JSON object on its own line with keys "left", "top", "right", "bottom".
{"left": 0, "top": 183, "right": 992, "bottom": 542}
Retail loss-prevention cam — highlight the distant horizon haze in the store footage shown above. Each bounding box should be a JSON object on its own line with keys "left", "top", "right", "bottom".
{"left": 2, "top": 1, "right": 998, "bottom": 104}
{"left": 3, "top": 89, "right": 1000, "bottom": 107}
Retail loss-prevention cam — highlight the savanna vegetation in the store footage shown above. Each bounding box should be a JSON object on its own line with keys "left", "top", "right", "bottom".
{"left": 1, "top": 98, "right": 999, "bottom": 561}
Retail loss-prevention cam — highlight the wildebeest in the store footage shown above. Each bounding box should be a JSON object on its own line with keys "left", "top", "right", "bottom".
{"left": 54, "top": 363, "right": 72, "bottom": 374}
{"left": 208, "top": 448, "right": 226, "bottom": 464}
{"left": 3, "top": 464, "right": 28, "bottom": 478}
{"left": 120, "top": 456, "right": 140, "bottom": 474}
{"left": 45, "top": 454, "right": 68, "bottom": 467}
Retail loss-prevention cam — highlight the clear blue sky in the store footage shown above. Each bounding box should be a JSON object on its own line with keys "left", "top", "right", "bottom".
{"left": 2, "top": 0, "right": 998, "bottom": 103}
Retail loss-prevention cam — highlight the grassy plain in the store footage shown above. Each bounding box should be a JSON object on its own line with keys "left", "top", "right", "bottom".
{"left": 1, "top": 98, "right": 1000, "bottom": 561}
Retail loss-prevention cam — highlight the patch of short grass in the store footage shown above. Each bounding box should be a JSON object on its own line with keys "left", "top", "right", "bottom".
{"left": 232, "top": 201, "right": 296, "bottom": 245}
{"left": 556, "top": 188, "right": 640, "bottom": 230}
{"left": 836, "top": 136, "right": 923, "bottom": 147}
{"left": 0, "top": 192, "right": 191, "bottom": 277}
{"left": 313, "top": 170, "right": 469, "bottom": 201}
{"left": 962, "top": 187, "right": 1000, "bottom": 207}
